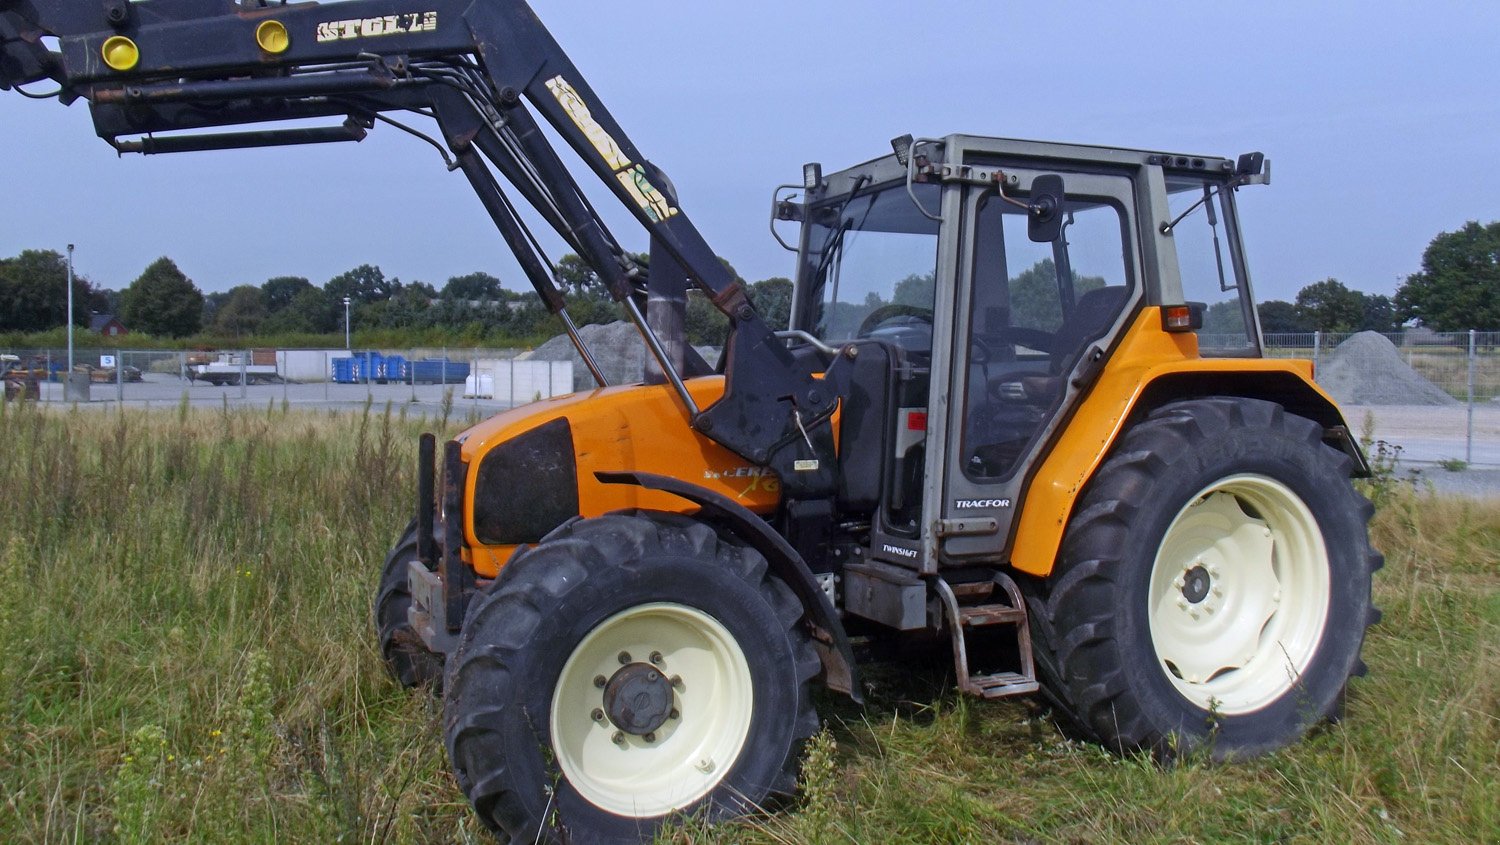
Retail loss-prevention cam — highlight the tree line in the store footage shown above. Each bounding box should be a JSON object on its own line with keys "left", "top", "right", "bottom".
{"left": 2, "top": 219, "right": 1495, "bottom": 342}
{"left": 0, "top": 250, "right": 793, "bottom": 346}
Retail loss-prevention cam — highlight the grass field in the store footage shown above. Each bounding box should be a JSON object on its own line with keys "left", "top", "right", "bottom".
{"left": 1, "top": 402, "right": 1495, "bottom": 844}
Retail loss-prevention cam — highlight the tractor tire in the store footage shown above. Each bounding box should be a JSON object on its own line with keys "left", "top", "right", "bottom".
{"left": 443, "top": 511, "right": 820, "bottom": 843}
{"left": 1032, "top": 397, "right": 1381, "bottom": 758}
{"left": 374, "top": 521, "right": 444, "bottom": 688}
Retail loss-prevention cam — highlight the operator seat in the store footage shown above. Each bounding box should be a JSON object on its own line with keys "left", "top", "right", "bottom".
{"left": 1012, "top": 285, "right": 1129, "bottom": 402}
{"left": 968, "top": 286, "right": 1129, "bottom": 477}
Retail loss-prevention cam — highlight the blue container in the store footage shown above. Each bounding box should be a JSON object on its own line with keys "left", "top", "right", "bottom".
{"left": 410, "top": 359, "right": 470, "bottom": 384}
{"left": 331, "top": 357, "right": 359, "bottom": 384}
{"left": 332, "top": 351, "right": 387, "bottom": 384}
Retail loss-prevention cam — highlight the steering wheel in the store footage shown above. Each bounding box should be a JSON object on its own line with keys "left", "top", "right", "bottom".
{"left": 855, "top": 303, "right": 933, "bottom": 337}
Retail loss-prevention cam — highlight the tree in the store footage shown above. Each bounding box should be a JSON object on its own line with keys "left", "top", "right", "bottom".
{"left": 0, "top": 249, "right": 92, "bottom": 332}
{"left": 262, "top": 276, "right": 312, "bottom": 312}
{"left": 1256, "top": 300, "right": 1313, "bottom": 333}
{"left": 554, "top": 254, "right": 600, "bottom": 297}
{"left": 682, "top": 291, "right": 726, "bottom": 345}
{"left": 442, "top": 271, "right": 503, "bottom": 302}
{"left": 1358, "top": 293, "right": 1401, "bottom": 333}
{"left": 120, "top": 257, "right": 203, "bottom": 337}
{"left": 214, "top": 285, "right": 267, "bottom": 339}
{"left": 750, "top": 277, "right": 793, "bottom": 331}
{"left": 1009, "top": 258, "right": 1105, "bottom": 331}
{"left": 262, "top": 285, "right": 337, "bottom": 334}
{"left": 325, "top": 264, "right": 399, "bottom": 304}
{"left": 1396, "top": 221, "right": 1500, "bottom": 330}
{"left": 892, "top": 272, "right": 934, "bottom": 308}
{"left": 1293, "top": 278, "right": 1364, "bottom": 332}
{"left": 1202, "top": 300, "right": 1247, "bottom": 336}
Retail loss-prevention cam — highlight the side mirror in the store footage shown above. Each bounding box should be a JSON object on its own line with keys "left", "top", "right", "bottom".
{"left": 1027, "top": 174, "right": 1066, "bottom": 242}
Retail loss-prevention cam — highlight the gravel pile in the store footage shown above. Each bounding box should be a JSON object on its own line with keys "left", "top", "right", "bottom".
{"left": 1317, "top": 331, "right": 1459, "bottom": 406}
{"left": 523, "top": 321, "right": 721, "bottom": 391}
{"left": 524, "top": 322, "right": 647, "bottom": 391}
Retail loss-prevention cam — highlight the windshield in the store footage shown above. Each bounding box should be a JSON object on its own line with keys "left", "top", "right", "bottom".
{"left": 798, "top": 182, "right": 941, "bottom": 347}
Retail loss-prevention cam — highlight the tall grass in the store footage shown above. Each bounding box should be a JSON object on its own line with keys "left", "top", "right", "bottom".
{"left": 1, "top": 403, "right": 1494, "bottom": 843}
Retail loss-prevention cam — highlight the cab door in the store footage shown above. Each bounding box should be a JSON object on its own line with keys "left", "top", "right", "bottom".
{"left": 935, "top": 168, "right": 1142, "bottom": 561}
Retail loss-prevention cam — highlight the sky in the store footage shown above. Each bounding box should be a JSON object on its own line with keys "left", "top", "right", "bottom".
{"left": 2, "top": 1, "right": 1498, "bottom": 305}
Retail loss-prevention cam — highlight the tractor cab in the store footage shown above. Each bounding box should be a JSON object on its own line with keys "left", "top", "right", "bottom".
{"left": 783, "top": 135, "right": 1269, "bottom": 577}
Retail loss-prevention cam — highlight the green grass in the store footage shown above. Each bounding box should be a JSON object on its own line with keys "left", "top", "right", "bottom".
{"left": 1, "top": 403, "right": 1495, "bottom": 844}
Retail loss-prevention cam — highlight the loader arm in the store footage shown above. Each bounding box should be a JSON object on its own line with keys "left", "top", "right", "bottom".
{"left": 0, "top": 0, "right": 840, "bottom": 494}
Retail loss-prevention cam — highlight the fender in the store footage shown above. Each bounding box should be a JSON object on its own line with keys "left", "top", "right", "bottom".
{"left": 1009, "top": 309, "right": 1359, "bottom": 578}
{"left": 597, "top": 470, "right": 863, "bottom": 705}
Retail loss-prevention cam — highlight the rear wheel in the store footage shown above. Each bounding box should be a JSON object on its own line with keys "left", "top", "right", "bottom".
{"left": 1033, "top": 398, "right": 1381, "bottom": 757}
{"left": 443, "top": 512, "right": 819, "bottom": 843}
{"left": 373, "top": 522, "right": 443, "bottom": 688}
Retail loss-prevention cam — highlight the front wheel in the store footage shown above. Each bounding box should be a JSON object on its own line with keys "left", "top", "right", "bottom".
{"left": 373, "top": 522, "right": 444, "bottom": 688}
{"left": 443, "top": 512, "right": 819, "bottom": 843}
{"left": 1034, "top": 398, "right": 1381, "bottom": 758}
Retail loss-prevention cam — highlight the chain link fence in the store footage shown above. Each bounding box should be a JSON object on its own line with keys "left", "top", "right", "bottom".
{"left": 0, "top": 346, "right": 573, "bottom": 419}
{"left": 5, "top": 329, "right": 1497, "bottom": 466}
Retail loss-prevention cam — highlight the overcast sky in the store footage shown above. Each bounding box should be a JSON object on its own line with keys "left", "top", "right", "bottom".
{"left": 2, "top": 1, "right": 1498, "bottom": 305}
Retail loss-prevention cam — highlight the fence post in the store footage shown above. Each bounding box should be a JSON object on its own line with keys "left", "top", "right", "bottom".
{"left": 472, "top": 347, "right": 479, "bottom": 414}
{"left": 324, "top": 351, "right": 330, "bottom": 401}
{"left": 1467, "top": 329, "right": 1476, "bottom": 464}
{"left": 116, "top": 348, "right": 124, "bottom": 405}
{"left": 240, "top": 350, "right": 248, "bottom": 401}
{"left": 410, "top": 347, "right": 417, "bottom": 403}
{"left": 1312, "top": 331, "right": 1322, "bottom": 373}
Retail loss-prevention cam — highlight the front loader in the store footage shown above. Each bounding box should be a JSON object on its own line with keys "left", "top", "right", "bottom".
{"left": 3, "top": 2, "right": 1380, "bottom": 842}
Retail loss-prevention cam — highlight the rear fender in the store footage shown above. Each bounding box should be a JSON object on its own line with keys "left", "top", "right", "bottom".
{"left": 1010, "top": 337, "right": 1358, "bottom": 578}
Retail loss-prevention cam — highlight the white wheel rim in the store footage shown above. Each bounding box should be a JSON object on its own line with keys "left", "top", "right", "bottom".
{"left": 549, "top": 602, "right": 753, "bottom": 817}
{"left": 1148, "top": 474, "right": 1330, "bottom": 715}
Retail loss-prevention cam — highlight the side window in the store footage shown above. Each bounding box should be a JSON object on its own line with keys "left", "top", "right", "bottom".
{"left": 962, "top": 190, "right": 1130, "bottom": 480}
{"left": 1169, "top": 180, "right": 1255, "bottom": 351}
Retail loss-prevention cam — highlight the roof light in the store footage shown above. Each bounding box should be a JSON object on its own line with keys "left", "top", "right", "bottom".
{"left": 802, "top": 162, "right": 822, "bottom": 191}
{"left": 891, "top": 134, "right": 914, "bottom": 167}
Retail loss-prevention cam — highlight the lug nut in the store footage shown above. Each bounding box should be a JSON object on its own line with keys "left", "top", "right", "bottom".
{"left": 650, "top": 651, "right": 664, "bottom": 665}
{"left": 612, "top": 731, "right": 625, "bottom": 746}
{"left": 591, "top": 708, "right": 605, "bottom": 723}
{"left": 670, "top": 675, "right": 684, "bottom": 690}
{"left": 593, "top": 675, "right": 607, "bottom": 688}
{"left": 669, "top": 708, "right": 680, "bottom": 720}
{"left": 643, "top": 731, "right": 656, "bottom": 743}
{"left": 618, "top": 651, "right": 632, "bottom": 665}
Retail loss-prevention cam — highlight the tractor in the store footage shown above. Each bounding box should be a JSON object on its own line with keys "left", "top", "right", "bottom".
{"left": 2, "top": 2, "right": 1379, "bottom": 842}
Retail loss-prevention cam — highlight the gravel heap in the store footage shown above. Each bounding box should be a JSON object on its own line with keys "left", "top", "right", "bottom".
{"left": 1317, "top": 331, "right": 1458, "bottom": 406}
{"left": 522, "top": 321, "right": 721, "bottom": 391}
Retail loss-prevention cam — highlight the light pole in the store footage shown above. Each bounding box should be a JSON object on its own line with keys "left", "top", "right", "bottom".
{"left": 66, "top": 244, "right": 75, "bottom": 372}
{"left": 343, "top": 296, "right": 352, "bottom": 349}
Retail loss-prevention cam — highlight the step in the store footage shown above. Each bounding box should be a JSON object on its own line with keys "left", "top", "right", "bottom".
{"left": 934, "top": 574, "right": 1039, "bottom": 702}
{"left": 970, "top": 672, "right": 1040, "bottom": 698}
{"left": 960, "top": 603, "right": 1027, "bottom": 627}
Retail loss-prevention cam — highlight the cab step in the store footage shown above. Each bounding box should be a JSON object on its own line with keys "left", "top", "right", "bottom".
{"left": 935, "top": 574, "right": 1039, "bottom": 699}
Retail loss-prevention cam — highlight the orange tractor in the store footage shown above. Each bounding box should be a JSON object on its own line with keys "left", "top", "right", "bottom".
{"left": 4, "top": 2, "right": 1378, "bottom": 841}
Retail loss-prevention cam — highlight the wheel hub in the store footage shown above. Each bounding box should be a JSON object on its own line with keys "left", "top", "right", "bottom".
{"left": 602, "top": 662, "right": 674, "bottom": 736}
{"left": 1181, "top": 564, "right": 1211, "bottom": 604}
